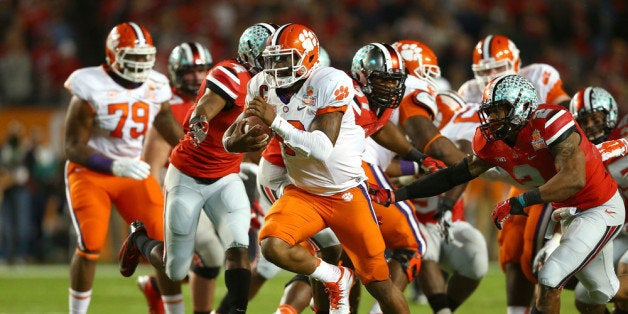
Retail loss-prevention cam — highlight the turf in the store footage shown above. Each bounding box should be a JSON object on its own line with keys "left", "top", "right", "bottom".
{"left": 0, "top": 262, "right": 577, "bottom": 313}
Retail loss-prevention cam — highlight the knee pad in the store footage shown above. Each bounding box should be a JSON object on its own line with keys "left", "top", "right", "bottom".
{"left": 391, "top": 248, "right": 421, "bottom": 282}
{"left": 191, "top": 265, "right": 221, "bottom": 280}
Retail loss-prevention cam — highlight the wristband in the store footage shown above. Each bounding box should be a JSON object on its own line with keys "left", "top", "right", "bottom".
{"left": 522, "top": 188, "right": 543, "bottom": 206}
{"left": 399, "top": 160, "right": 420, "bottom": 175}
{"left": 403, "top": 148, "right": 425, "bottom": 163}
{"left": 86, "top": 153, "right": 113, "bottom": 173}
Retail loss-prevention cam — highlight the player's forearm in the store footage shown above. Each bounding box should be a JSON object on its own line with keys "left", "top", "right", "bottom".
{"left": 153, "top": 110, "right": 184, "bottom": 147}
{"left": 395, "top": 158, "right": 478, "bottom": 201}
{"left": 270, "top": 115, "right": 334, "bottom": 161}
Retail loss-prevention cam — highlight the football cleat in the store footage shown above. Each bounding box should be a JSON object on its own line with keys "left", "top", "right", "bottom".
{"left": 137, "top": 275, "right": 164, "bottom": 314}
{"left": 323, "top": 266, "right": 355, "bottom": 314}
{"left": 118, "top": 221, "right": 146, "bottom": 277}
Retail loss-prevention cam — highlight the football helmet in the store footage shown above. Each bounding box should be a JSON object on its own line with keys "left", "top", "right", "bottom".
{"left": 351, "top": 43, "right": 407, "bottom": 111}
{"left": 472, "top": 35, "right": 521, "bottom": 89}
{"left": 105, "top": 22, "right": 156, "bottom": 83}
{"left": 478, "top": 74, "right": 538, "bottom": 142}
{"left": 569, "top": 86, "right": 618, "bottom": 144}
{"left": 392, "top": 39, "right": 441, "bottom": 90}
{"left": 263, "top": 23, "right": 319, "bottom": 88}
{"left": 318, "top": 46, "right": 331, "bottom": 67}
{"left": 237, "top": 23, "right": 278, "bottom": 75}
{"left": 168, "top": 42, "right": 213, "bottom": 96}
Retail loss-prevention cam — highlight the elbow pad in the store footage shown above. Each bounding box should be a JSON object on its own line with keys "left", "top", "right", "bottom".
{"left": 271, "top": 116, "right": 334, "bottom": 161}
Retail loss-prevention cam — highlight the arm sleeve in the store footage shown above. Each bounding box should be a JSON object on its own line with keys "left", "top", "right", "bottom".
{"left": 395, "top": 158, "right": 478, "bottom": 201}
{"left": 270, "top": 115, "right": 334, "bottom": 161}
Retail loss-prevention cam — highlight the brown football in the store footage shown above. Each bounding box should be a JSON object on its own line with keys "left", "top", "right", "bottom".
{"left": 242, "top": 115, "right": 272, "bottom": 137}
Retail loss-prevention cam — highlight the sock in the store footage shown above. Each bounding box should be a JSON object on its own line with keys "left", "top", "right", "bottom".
{"left": 447, "top": 296, "right": 461, "bottom": 312}
{"left": 225, "top": 268, "right": 251, "bottom": 313}
{"left": 427, "top": 293, "right": 451, "bottom": 314}
{"left": 276, "top": 304, "right": 298, "bottom": 314}
{"left": 69, "top": 288, "right": 91, "bottom": 314}
{"left": 216, "top": 294, "right": 230, "bottom": 314}
{"left": 530, "top": 305, "right": 541, "bottom": 314}
{"left": 138, "top": 237, "right": 161, "bottom": 261}
{"left": 509, "top": 306, "right": 531, "bottom": 314}
{"left": 310, "top": 258, "right": 341, "bottom": 283}
{"left": 162, "top": 293, "right": 184, "bottom": 314}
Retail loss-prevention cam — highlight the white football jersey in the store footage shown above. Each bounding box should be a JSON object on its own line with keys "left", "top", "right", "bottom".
{"left": 64, "top": 66, "right": 171, "bottom": 160}
{"left": 458, "top": 63, "right": 564, "bottom": 105}
{"left": 247, "top": 66, "right": 366, "bottom": 196}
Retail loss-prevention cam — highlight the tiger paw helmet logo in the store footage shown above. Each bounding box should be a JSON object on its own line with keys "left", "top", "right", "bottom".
{"left": 299, "top": 30, "right": 318, "bottom": 55}
{"left": 397, "top": 42, "right": 424, "bottom": 63}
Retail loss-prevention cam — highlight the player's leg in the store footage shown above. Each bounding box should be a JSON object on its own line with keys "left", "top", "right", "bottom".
{"left": 202, "top": 173, "right": 252, "bottom": 313}
{"left": 191, "top": 211, "right": 224, "bottom": 313}
{"left": 327, "top": 183, "right": 410, "bottom": 313}
{"left": 442, "top": 221, "right": 488, "bottom": 310}
{"left": 538, "top": 193, "right": 624, "bottom": 313}
{"left": 119, "top": 174, "right": 185, "bottom": 313}
{"left": 65, "top": 164, "right": 114, "bottom": 313}
{"left": 418, "top": 222, "right": 451, "bottom": 313}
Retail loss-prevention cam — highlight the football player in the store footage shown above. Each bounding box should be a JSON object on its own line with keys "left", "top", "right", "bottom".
{"left": 63, "top": 22, "right": 184, "bottom": 314}
{"left": 371, "top": 74, "right": 625, "bottom": 314}
{"left": 457, "top": 34, "right": 572, "bottom": 314}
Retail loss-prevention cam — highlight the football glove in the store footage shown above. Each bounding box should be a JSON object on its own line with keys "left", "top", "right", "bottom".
{"left": 112, "top": 158, "right": 150, "bottom": 180}
{"left": 368, "top": 183, "right": 395, "bottom": 207}
{"left": 491, "top": 197, "right": 528, "bottom": 230}
{"left": 189, "top": 115, "right": 209, "bottom": 148}
{"left": 419, "top": 156, "right": 447, "bottom": 174}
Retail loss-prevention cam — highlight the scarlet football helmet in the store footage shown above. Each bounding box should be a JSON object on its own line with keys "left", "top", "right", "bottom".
{"left": 392, "top": 39, "right": 441, "bottom": 89}
{"left": 237, "top": 23, "right": 278, "bottom": 75}
{"left": 263, "top": 23, "right": 319, "bottom": 88}
{"left": 351, "top": 43, "right": 407, "bottom": 111}
{"left": 105, "top": 22, "right": 156, "bottom": 83}
{"left": 478, "top": 74, "right": 538, "bottom": 142}
{"left": 569, "top": 86, "right": 618, "bottom": 144}
{"left": 472, "top": 35, "right": 521, "bottom": 89}
{"left": 168, "top": 42, "right": 213, "bottom": 95}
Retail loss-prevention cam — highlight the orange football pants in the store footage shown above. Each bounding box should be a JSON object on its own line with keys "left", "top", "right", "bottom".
{"left": 65, "top": 161, "right": 165, "bottom": 259}
{"left": 498, "top": 186, "right": 554, "bottom": 283}
{"left": 259, "top": 184, "right": 388, "bottom": 284}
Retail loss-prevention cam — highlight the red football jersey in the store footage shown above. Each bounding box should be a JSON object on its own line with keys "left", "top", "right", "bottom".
{"left": 473, "top": 104, "right": 617, "bottom": 210}
{"left": 170, "top": 59, "right": 249, "bottom": 179}
{"left": 169, "top": 87, "right": 195, "bottom": 126}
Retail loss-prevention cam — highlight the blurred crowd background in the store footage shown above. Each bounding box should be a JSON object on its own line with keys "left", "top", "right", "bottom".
{"left": 0, "top": 0, "right": 626, "bottom": 265}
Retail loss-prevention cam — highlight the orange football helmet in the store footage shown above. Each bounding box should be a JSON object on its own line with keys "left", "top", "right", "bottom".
{"left": 105, "top": 22, "right": 156, "bottom": 83}
{"left": 392, "top": 39, "right": 441, "bottom": 89}
{"left": 472, "top": 35, "right": 520, "bottom": 88}
{"left": 262, "top": 23, "right": 319, "bottom": 88}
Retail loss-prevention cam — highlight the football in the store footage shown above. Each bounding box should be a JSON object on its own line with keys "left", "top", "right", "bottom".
{"left": 242, "top": 115, "right": 272, "bottom": 138}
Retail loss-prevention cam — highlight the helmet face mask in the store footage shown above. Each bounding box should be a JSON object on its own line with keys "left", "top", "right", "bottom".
{"left": 351, "top": 43, "right": 407, "bottom": 111}
{"left": 392, "top": 39, "right": 441, "bottom": 90}
{"left": 472, "top": 35, "right": 520, "bottom": 89}
{"left": 168, "top": 42, "right": 213, "bottom": 96}
{"left": 106, "top": 22, "right": 156, "bottom": 83}
{"left": 478, "top": 75, "right": 538, "bottom": 142}
{"left": 262, "top": 23, "right": 319, "bottom": 89}
{"left": 569, "top": 86, "right": 618, "bottom": 144}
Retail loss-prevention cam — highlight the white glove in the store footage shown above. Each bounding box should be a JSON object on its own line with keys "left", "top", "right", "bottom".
{"left": 112, "top": 158, "right": 151, "bottom": 180}
{"left": 437, "top": 210, "right": 453, "bottom": 244}
{"left": 533, "top": 233, "right": 561, "bottom": 277}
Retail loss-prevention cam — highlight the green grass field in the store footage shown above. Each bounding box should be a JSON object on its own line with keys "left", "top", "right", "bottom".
{"left": 0, "top": 262, "right": 577, "bottom": 313}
